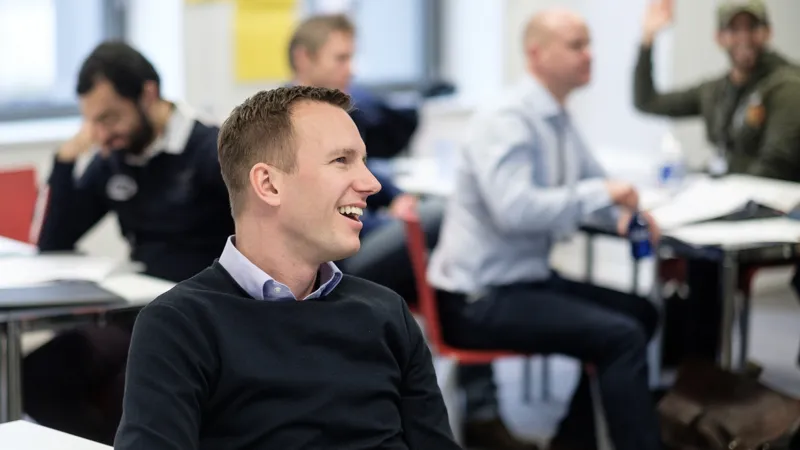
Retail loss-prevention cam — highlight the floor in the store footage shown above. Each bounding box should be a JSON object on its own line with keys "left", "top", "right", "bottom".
{"left": 473, "top": 266, "right": 800, "bottom": 446}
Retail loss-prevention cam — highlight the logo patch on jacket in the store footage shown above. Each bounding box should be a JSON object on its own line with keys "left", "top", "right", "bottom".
{"left": 106, "top": 174, "right": 138, "bottom": 202}
{"left": 744, "top": 92, "right": 766, "bottom": 128}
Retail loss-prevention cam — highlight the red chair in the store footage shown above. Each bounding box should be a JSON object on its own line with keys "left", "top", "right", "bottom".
{"left": 0, "top": 167, "right": 39, "bottom": 243}
{"left": 404, "top": 213, "right": 528, "bottom": 365}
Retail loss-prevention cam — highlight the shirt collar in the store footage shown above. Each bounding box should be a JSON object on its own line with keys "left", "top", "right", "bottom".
{"left": 520, "top": 75, "right": 567, "bottom": 120}
{"left": 125, "top": 102, "right": 198, "bottom": 166}
{"left": 218, "top": 235, "right": 342, "bottom": 301}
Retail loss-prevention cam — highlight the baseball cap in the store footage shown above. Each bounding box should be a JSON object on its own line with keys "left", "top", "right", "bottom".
{"left": 717, "top": 0, "right": 769, "bottom": 29}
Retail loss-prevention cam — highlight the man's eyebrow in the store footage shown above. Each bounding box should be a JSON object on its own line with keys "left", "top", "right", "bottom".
{"left": 326, "top": 148, "right": 366, "bottom": 159}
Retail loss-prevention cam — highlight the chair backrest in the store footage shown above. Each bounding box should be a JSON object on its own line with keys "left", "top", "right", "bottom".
{"left": 402, "top": 213, "right": 448, "bottom": 352}
{"left": 0, "top": 167, "right": 38, "bottom": 243}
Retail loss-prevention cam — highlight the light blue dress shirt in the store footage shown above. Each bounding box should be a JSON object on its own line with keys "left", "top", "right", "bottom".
{"left": 218, "top": 236, "right": 342, "bottom": 300}
{"left": 427, "top": 76, "right": 619, "bottom": 295}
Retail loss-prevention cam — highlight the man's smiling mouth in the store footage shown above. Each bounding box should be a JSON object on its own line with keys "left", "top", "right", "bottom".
{"left": 337, "top": 206, "right": 363, "bottom": 221}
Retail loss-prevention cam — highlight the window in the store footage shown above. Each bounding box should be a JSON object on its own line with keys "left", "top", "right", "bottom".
{"left": 0, "top": 0, "right": 125, "bottom": 122}
{"left": 302, "top": 0, "right": 442, "bottom": 92}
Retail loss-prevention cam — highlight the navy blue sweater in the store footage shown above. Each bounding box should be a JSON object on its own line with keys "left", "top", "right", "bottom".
{"left": 38, "top": 121, "right": 233, "bottom": 282}
{"left": 115, "top": 262, "right": 459, "bottom": 450}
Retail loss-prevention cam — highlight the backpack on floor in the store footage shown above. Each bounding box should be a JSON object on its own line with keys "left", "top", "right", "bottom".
{"left": 658, "top": 359, "right": 800, "bottom": 450}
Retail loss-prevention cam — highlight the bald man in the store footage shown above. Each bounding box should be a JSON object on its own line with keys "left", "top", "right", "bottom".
{"left": 428, "top": 9, "right": 663, "bottom": 450}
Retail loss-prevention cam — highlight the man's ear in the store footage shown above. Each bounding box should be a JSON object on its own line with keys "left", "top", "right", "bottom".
{"left": 140, "top": 80, "right": 159, "bottom": 105}
{"left": 715, "top": 30, "right": 726, "bottom": 49}
{"left": 249, "top": 162, "right": 282, "bottom": 207}
{"left": 293, "top": 46, "right": 311, "bottom": 72}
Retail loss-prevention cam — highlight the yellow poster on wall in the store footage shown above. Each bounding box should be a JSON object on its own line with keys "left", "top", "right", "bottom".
{"left": 234, "top": 0, "right": 297, "bottom": 82}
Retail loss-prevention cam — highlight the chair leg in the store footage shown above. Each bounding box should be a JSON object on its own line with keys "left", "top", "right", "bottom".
{"left": 522, "top": 357, "right": 532, "bottom": 404}
{"left": 540, "top": 357, "right": 551, "bottom": 402}
{"left": 738, "top": 290, "right": 752, "bottom": 370}
{"left": 586, "top": 365, "right": 611, "bottom": 450}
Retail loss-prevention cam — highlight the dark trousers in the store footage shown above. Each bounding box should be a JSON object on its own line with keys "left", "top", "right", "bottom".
{"left": 676, "top": 260, "right": 800, "bottom": 368}
{"left": 23, "top": 324, "right": 131, "bottom": 445}
{"left": 438, "top": 276, "right": 662, "bottom": 450}
{"left": 666, "top": 259, "right": 724, "bottom": 363}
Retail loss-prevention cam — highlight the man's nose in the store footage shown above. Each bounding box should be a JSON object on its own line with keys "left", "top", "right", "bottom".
{"left": 93, "top": 126, "right": 110, "bottom": 146}
{"left": 356, "top": 168, "right": 381, "bottom": 196}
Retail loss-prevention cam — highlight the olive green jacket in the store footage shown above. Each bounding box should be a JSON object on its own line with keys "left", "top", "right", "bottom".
{"left": 634, "top": 46, "right": 800, "bottom": 182}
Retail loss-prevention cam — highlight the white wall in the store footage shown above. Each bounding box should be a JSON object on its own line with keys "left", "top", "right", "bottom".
{"left": 184, "top": 2, "right": 282, "bottom": 121}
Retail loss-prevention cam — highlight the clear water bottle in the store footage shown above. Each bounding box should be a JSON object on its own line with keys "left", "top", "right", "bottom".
{"left": 628, "top": 212, "right": 652, "bottom": 260}
{"left": 658, "top": 132, "right": 686, "bottom": 192}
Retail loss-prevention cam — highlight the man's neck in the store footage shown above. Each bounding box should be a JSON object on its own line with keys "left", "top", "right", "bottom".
{"left": 235, "top": 220, "right": 319, "bottom": 299}
{"left": 531, "top": 73, "right": 570, "bottom": 106}
{"left": 729, "top": 68, "right": 751, "bottom": 86}
{"left": 150, "top": 100, "right": 174, "bottom": 138}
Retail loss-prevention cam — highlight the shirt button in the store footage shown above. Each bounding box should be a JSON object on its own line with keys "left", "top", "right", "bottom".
{"left": 274, "top": 287, "right": 282, "bottom": 293}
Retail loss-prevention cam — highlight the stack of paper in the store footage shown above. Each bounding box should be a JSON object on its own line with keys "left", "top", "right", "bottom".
{"left": 0, "top": 255, "right": 122, "bottom": 289}
{"left": 665, "top": 217, "right": 800, "bottom": 247}
{"left": 649, "top": 175, "right": 800, "bottom": 231}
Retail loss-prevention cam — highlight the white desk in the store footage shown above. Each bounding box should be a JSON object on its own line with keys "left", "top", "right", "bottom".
{"left": 0, "top": 420, "right": 111, "bottom": 449}
{"left": 0, "top": 237, "right": 36, "bottom": 258}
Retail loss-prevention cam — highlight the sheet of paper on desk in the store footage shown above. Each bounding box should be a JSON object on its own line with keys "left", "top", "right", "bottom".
{"left": 665, "top": 217, "right": 800, "bottom": 247}
{"left": 723, "top": 174, "right": 800, "bottom": 212}
{"left": 649, "top": 179, "right": 753, "bottom": 230}
{"left": 0, "top": 235, "right": 37, "bottom": 257}
{"left": 650, "top": 175, "right": 800, "bottom": 230}
{"left": 0, "top": 255, "right": 122, "bottom": 289}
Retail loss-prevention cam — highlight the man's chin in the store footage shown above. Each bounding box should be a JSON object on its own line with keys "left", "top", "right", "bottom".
{"left": 330, "top": 242, "right": 361, "bottom": 263}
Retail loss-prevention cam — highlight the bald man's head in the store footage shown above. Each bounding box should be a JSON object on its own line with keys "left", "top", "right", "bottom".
{"left": 523, "top": 8, "right": 586, "bottom": 48}
{"left": 523, "top": 7, "right": 592, "bottom": 99}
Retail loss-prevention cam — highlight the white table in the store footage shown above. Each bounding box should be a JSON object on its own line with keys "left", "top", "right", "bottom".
{"left": 0, "top": 420, "right": 111, "bottom": 449}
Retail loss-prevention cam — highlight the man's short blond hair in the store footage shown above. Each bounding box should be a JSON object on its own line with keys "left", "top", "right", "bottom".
{"left": 217, "top": 86, "right": 353, "bottom": 217}
{"left": 288, "top": 13, "right": 355, "bottom": 71}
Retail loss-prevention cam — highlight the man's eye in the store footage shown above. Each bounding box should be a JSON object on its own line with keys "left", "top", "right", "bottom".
{"left": 334, "top": 157, "right": 347, "bottom": 163}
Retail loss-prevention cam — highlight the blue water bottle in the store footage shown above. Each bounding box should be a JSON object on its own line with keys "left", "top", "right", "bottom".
{"left": 628, "top": 212, "right": 652, "bottom": 260}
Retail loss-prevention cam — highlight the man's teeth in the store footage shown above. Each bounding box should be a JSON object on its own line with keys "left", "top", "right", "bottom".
{"left": 337, "top": 206, "right": 363, "bottom": 216}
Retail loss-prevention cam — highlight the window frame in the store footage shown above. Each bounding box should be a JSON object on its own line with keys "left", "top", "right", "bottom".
{"left": 0, "top": 0, "right": 127, "bottom": 123}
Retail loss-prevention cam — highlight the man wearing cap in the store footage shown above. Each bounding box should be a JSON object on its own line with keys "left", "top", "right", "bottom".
{"left": 634, "top": 0, "right": 800, "bottom": 181}
{"left": 633, "top": 0, "right": 800, "bottom": 367}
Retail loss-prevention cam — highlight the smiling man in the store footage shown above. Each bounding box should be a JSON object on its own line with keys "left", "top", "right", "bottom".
{"left": 114, "top": 86, "right": 460, "bottom": 450}
{"left": 635, "top": 0, "right": 800, "bottom": 180}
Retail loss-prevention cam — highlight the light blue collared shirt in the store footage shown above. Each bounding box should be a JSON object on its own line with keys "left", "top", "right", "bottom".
{"left": 427, "top": 76, "right": 619, "bottom": 294}
{"left": 218, "top": 236, "right": 342, "bottom": 301}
